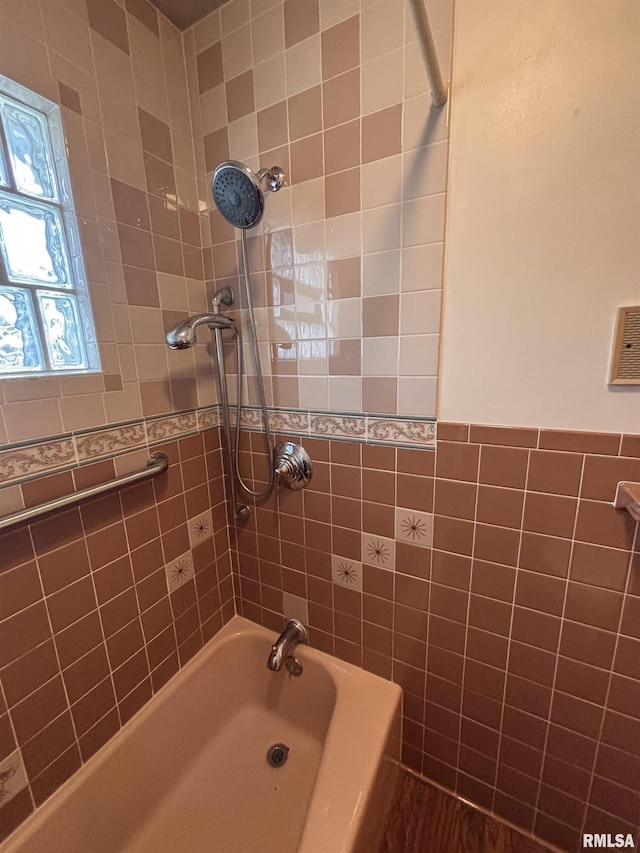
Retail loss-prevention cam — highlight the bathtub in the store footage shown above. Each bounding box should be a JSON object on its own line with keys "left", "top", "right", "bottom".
{"left": 2, "top": 616, "right": 402, "bottom": 853}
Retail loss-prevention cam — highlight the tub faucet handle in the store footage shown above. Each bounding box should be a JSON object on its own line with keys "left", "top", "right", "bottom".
{"left": 267, "top": 619, "right": 307, "bottom": 671}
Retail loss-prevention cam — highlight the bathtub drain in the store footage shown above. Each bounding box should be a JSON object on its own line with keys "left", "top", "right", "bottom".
{"left": 266, "top": 743, "right": 289, "bottom": 768}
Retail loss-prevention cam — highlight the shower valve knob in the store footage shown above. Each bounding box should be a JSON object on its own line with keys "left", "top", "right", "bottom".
{"left": 274, "top": 442, "right": 313, "bottom": 490}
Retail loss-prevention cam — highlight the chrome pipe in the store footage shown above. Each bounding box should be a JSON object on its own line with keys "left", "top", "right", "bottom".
{"left": 212, "top": 323, "right": 250, "bottom": 521}
{"left": 0, "top": 453, "right": 168, "bottom": 534}
{"left": 233, "top": 228, "right": 275, "bottom": 499}
{"left": 408, "top": 0, "right": 448, "bottom": 107}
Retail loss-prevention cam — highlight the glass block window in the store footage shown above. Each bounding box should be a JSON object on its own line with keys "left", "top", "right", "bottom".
{"left": 0, "top": 75, "right": 99, "bottom": 376}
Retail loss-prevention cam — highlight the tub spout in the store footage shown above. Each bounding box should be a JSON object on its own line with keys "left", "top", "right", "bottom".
{"left": 267, "top": 619, "right": 307, "bottom": 671}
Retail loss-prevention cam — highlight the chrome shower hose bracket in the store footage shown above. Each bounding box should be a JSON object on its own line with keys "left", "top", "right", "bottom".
{"left": 274, "top": 442, "right": 312, "bottom": 490}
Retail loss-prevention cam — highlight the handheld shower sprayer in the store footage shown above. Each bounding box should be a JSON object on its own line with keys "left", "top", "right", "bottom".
{"left": 166, "top": 313, "right": 235, "bottom": 350}
{"left": 165, "top": 160, "right": 312, "bottom": 520}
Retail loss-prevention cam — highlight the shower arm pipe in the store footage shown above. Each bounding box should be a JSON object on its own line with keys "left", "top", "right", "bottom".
{"left": 408, "top": 0, "right": 448, "bottom": 108}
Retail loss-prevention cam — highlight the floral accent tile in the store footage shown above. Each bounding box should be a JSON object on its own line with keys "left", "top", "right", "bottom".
{"left": 310, "top": 414, "right": 366, "bottom": 440}
{"left": 187, "top": 510, "right": 213, "bottom": 550}
{"left": 362, "top": 533, "right": 396, "bottom": 571}
{"left": 395, "top": 507, "right": 433, "bottom": 548}
{"left": 331, "top": 555, "right": 362, "bottom": 591}
{"left": 147, "top": 412, "right": 199, "bottom": 444}
{"left": 0, "top": 437, "right": 76, "bottom": 485}
{"left": 165, "top": 549, "right": 194, "bottom": 593}
{"left": 268, "top": 409, "right": 310, "bottom": 434}
{"left": 75, "top": 423, "right": 146, "bottom": 462}
{"left": 0, "top": 749, "right": 28, "bottom": 807}
{"left": 282, "top": 592, "right": 309, "bottom": 624}
{"left": 197, "top": 406, "right": 220, "bottom": 430}
{"left": 238, "top": 408, "right": 263, "bottom": 429}
{"left": 367, "top": 418, "right": 436, "bottom": 447}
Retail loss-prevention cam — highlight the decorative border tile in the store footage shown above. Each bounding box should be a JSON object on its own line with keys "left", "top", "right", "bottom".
{"left": 232, "top": 407, "right": 262, "bottom": 429}
{"left": 0, "top": 437, "right": 76, "bottom": 485}
{"left": 147, "top": 412, "right": 199, "bottom": 444}
{"left": 197, "top": 406, "right": 220, "bottom": 430}
{"left": 367, "top": 417, "right": 436, "bottom": 447}
{"left": 310, "top": 414, "right": 367, "bottom": 440}
{"left": 331, "top": 555, "right": 362, "bottom": 591}
{"left": 268, "top": 409, "right": 309, "bottom": 434}
{"left": 75, "top": 423, "right": 146, "bottom": 463}
{"left": 0, "top": 405, "right": 437, "bottom": 488}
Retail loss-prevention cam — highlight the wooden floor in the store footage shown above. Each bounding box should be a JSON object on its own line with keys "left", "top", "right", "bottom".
{"left": 380, "top": 769, "right": 551, "bottom": 853}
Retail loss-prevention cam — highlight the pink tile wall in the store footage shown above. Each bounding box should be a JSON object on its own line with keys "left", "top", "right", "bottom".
{"left": 187, "top": 0, "right": 452, "bottom": 418}
{"left": 0, "top": 428, "right": 233, "bottom": 842}
{"left": 0, "top": 0, "right": 214, "bottom": 446}
{"left": 232, "top": 423, "right": 640, "bottom": 853}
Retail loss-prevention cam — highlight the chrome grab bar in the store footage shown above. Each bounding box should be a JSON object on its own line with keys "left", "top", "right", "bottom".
{"left": 0, "top": 452, "right": 169, "bottom": 534}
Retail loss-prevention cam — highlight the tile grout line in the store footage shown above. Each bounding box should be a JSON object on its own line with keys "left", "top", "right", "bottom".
{"left": 451, "top": 437, "right": 481, "bottom": 796}
{"left": 31, "top": 520, "right": 87, "bottom": 790}
{"left": 491, "top": 444, "right": 531, "bottom": 814}
{"left": 0, "top": 662, "right": 36, "bottom": 814}
{"left": 531, "top": 451, "right": 586, "bottom": 834}
{"left": 578, "top": 517, "right": 640, "bottom": 839}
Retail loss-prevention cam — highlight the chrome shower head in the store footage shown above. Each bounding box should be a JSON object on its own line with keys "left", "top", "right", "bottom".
{"left": 212, "top": 160, "right": 285, "bottom": 229}
{"left": 166, "top": 313, "right": 235, "bottom": 350}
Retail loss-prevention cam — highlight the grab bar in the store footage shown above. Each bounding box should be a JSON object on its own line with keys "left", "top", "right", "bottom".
{"left": 0, "top": 452, "right": 169, "bottom": 534}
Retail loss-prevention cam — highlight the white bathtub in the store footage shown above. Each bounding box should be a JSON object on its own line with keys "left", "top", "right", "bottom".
{"left": 2, "top": 617, "right": 401, "bottom": 853}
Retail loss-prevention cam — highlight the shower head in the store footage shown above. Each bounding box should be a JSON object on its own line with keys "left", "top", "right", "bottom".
{"left": 212, "top": 160, "right": 285, "bottom": 229}
{"left": 166, "top": 313, "right": 235, "bottom": 350}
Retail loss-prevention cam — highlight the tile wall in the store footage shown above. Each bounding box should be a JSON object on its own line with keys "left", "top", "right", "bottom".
{"left": 0, "top": 428, "right": 233, "bottom": 842}
{"left": 1, "top": 2, "right": 638, "bottom": 853}
{"left": 186, "top": 0, "right": 452, "bottom": 417}
{"left": 0, "top": 0, "right": 240, "bottom": 840}
{"left": 233, "top": 423, "right": 640, "bottom": 853}
{"left": 0, "top": 0, "right": 214, "bottom": 450}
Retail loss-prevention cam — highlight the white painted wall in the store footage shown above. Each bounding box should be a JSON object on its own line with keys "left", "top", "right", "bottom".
{"left": 439, "top": 0, "right": 640, "bottom": 432}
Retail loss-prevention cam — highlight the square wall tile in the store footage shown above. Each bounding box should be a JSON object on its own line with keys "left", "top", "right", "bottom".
{"left": 362, "top": 50, "right": 403, "bottom": 115}
{"left": 362, "top": 251, "right": 401, "bottom": 296}
{"left": 253, "top": 54, "right": 287, "bottom": 109}
{"left": 362, "top": 377, "right": 397, "bottom": 414}
{"left": 284, "top": 0, "right": 320, "bottom": 48}
{"left": 165, "top": 551, "right": 194, "bottom": 594}
{"left": 321, "top": 15, "right": 359, "bottom": 80}
{"left": 362, "top": 533, "right": 396, "bottom": 571}
{"left": 332, "top": 555, "right": 363, "bottom": 591}
{"left": 282, "top": 592, "right": 309, "bottom": 623}
{"left": 286, "top": 35, "right": 322, "bottom": 97}
{"left": 399, "top": 335, "right": 440, "bottom": 376}
{"left": 362, "top": 155, "right": 402, "bottom": 210}
{"left": 398, "top": 377, "right": 438, "bottom": 417}
{"left": 325, "top": 168, "right": 361, "bottom": 218}
{"left": 401, "top": 290, "right": 442, "bottom": 335}
{"left": 362, "top": 337, "right": 399, "bottom": 376}
{"left": 395, "top": 508, "right": 434, "bottom": 548}
{"left": 362, "top": 0, "right": 404, "bottom": 63}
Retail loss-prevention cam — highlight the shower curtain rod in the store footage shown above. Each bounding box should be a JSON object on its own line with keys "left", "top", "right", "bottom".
{"left": 408, "top": 0, "right": 448, "bottom": 107}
